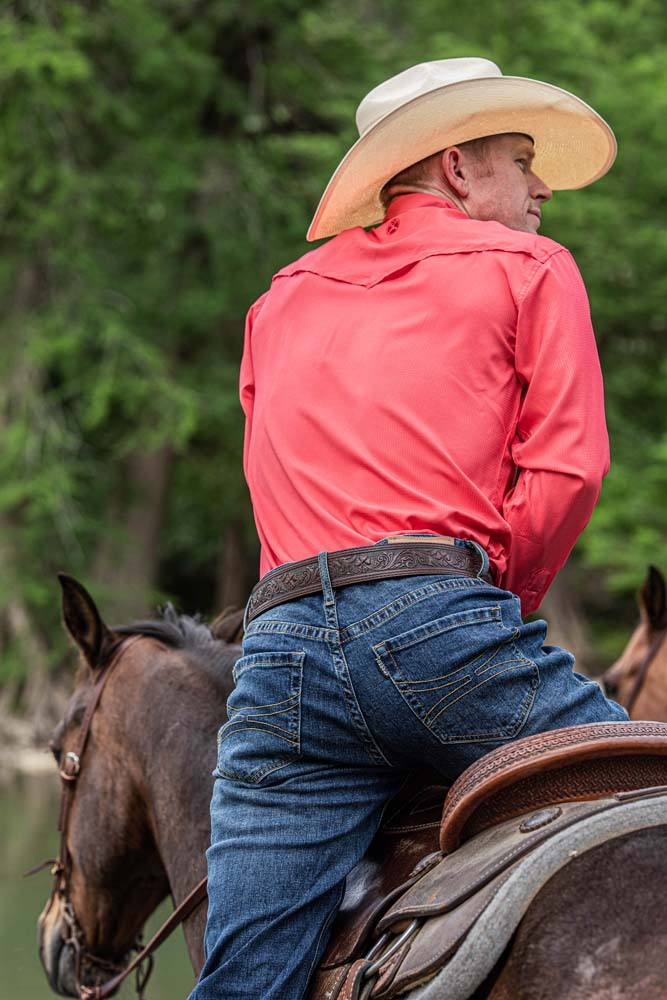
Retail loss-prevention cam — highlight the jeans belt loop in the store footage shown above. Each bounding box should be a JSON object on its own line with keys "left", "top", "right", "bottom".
{"left": 317, "top": 551, "right": 336, "bottom": 608}
{"left": 465, "top": 539, "right": 490, "bottom": 579}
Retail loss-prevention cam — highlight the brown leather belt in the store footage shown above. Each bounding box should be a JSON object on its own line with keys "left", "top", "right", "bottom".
{"left": 245, "top": 539, "right": 491, "bottom": 625}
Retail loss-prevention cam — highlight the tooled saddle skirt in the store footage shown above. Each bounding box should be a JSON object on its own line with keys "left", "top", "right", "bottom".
{"left": 309, "top": 721, "right": 667, "bottom": 1000}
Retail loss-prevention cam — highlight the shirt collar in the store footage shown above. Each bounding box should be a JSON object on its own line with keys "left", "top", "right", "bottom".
{"left": 384, "top": 192, "right": 467, "bottom": 220}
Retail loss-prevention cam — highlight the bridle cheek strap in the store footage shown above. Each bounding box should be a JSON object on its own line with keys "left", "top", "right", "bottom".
{"left": 42, "top": 633, "right": 208, "bottom": 1000}
{"left": 55, "top": 637, "right": 144, "bottom": 898}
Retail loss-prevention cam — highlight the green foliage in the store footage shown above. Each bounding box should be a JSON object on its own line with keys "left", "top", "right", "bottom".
{"left": 0, "top": 0, "right": 666, "bottom": 692}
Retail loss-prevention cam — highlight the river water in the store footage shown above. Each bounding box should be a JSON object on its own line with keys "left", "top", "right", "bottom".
{"left": 0, "top": 770, "right": 194, "bottom": 999}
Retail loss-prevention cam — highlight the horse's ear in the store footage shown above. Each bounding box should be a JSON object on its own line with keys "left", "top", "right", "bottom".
{"left": 640, "top": 566, "right": 667, "bottom": 630}
{"left": 57, "top": 573, "right": 111, "bottom": 668}
{"left": 210, "top": 606, "right": 244, "bottom": 645}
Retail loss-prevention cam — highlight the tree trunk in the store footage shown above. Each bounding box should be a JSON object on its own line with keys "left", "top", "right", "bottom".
{"left": 216, "top": 521, "right": 251, "bottom": 613}
{"left": 93, "top": 446, "right": 173, "bottom": 622}
{"left": 216, "top": 521, "right": 250, "bottom": 611}
{"left": 6, "top": 597, "right": 66, "bottom": 739}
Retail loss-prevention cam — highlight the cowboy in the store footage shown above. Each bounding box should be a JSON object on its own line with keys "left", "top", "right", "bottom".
{"left": 190, "top": 58, "right": 627, "bottom": 1000}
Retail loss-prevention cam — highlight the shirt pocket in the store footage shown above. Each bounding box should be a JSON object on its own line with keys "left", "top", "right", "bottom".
{"left": 214, "top": 650, "right": 305, "bottom": 784}
{"left": 371, "top": 605, "right": 538, "bottom": 745}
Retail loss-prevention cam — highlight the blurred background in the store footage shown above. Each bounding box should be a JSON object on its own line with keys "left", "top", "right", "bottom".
{"left": 1, "top": 0, "right": 666, "bottom": 995}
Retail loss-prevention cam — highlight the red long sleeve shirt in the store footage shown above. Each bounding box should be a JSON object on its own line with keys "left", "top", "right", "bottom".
{"left": 239, "top": 194, "right": 609, "bottom": 614}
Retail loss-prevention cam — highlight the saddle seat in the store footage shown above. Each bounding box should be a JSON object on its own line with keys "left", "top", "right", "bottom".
{"left": 440, "top": 719, "right": 667, "bottom": 851}
{"left": 310, "top": 721, "right": 667, "bottom": 1000}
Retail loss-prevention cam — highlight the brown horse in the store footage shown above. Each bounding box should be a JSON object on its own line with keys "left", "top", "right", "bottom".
{"left": 38, "top": 575, "right": 667, "bottom": 1000}
{"left": 38, "top": 574, "right": 240, "bottom": 997}
{"left": 603, "top": 566, "right": 667, "bottom": 719}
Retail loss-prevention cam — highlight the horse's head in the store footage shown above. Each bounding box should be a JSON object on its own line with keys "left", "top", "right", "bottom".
{"left": 38, "top": 575, "right": 240, "bottom": 997}
{"left": 603, "top": 566, "right": 667, "bottom": 720}
{"left": 37, "top": 575, "right": 174, "bottom": 996}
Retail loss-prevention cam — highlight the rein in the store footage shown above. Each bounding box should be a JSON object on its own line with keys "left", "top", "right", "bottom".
{"left": 32, "top": 634, "right": 208, "bottom": 1000}
{"left": 624, "top": 624, "right": 667, "bottom": 716}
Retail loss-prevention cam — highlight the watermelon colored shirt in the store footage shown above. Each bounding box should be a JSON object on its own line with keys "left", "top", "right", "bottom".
{"left": 239, "top": 193, "right": 609, "bottom": 614}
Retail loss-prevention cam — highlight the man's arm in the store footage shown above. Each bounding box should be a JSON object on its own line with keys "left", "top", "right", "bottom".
{"left": 500, "top": 249, "right": 610, "bottom": 614}
{"left": 239, "top": 292, "right": 269, "bottom": 479}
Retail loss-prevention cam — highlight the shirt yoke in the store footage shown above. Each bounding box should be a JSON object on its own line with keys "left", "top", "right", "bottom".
{"left": 271, "top": 217, "right": 567, "bottom": 295}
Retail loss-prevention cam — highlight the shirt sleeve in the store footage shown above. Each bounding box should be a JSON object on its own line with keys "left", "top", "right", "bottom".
{"left": 500, "top": 249, "right": 610, "bottom": 614}
{"left": 239, "top": 291, "right": 269, "bottom": 480}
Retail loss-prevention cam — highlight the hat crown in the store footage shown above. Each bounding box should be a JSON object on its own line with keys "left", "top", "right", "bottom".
{"left": 356, "top": 58, "right": 503, "bottom": 137}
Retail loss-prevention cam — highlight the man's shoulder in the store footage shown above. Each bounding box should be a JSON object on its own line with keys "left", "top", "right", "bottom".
{"left": 271, "top": 229, "right": 365, "bottom": 282}
{"left": 266, "top": 218, "right": 569, "bottom": 289}
{"left": 452, "top": 217, "right": 567, "bottom": 265}
{"left": 272, "top": 244, "right": 327, "bottom": 279}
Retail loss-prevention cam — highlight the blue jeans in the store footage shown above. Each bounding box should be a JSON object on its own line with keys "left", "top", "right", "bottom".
{"left": 190, "top": 539, "right": 626, "bottom": 1000}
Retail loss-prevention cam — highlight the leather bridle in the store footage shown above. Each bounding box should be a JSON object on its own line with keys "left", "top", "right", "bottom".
{"left": 31, "top": 634, "right": 208, "bottom": 1000}
{"left": 623, "top": 623, "right": 667, "bottom": 716}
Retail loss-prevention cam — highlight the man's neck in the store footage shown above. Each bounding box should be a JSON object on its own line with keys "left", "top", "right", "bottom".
{"left": 384, "top": 183, "right": 468, "bottom": 216}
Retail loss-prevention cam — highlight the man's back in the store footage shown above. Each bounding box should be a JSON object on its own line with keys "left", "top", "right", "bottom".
{"left": 241, "top": 193, "right": 608, "bottom": 613}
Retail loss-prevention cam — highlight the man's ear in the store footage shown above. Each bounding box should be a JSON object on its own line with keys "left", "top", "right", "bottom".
{"left": 58, "top": 573, "right": 111, "bottom": 669}
{"left": 639, "top": 565, "right": 667, "bottom": 631}
{"left": 440, "top": 147, "right": 470, "bottom": 199}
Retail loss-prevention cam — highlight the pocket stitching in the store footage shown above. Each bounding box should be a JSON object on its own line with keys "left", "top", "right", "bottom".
{"left": 224, "top": 698, "right": 299, "bottom": 742}
{"left": 216, "top": 651, "right": 305, "bottom": 783}
{"left": 228, "top": 696, "right": 298, "bottom": 714}
{"left": 218, "top": 725, "right": 299, "bottom": 747}
{"left": 422, "top": 665, "right": 539, "bottom": 743}
{"left": 428, "top": 658, "right": 537, "bottom": 728}
{"left": 375, "top": 620, "right": 539, "bottom": 744}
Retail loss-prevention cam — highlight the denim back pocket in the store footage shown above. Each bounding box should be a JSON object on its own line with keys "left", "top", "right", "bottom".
{"left": 214, "top": 650, "right": 305, "bottom": 784}
{"left": 372, "top": 605, "right": 538, "bottom": 745}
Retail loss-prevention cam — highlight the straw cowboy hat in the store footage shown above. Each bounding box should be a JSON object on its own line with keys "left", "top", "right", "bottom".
{"left": 306, "top": 57, "right": 616, "bottom": 242}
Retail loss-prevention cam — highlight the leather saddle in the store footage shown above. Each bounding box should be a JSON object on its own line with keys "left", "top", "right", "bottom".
{"left": 309, "top": 721, "right": 667, "bottom": 999}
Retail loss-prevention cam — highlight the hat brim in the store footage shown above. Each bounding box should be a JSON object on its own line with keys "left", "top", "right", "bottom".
{"left": 306, "top": 75, "right": 616, "bottom": 241}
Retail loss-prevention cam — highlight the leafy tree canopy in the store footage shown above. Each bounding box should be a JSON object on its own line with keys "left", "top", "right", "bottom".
{"left": 1, "top": 0, "right": 665, "bottom": 693}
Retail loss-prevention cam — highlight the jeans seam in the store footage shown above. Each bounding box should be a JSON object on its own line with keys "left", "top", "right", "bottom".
{"left": 304, "top": 881, "right": 347, "bottom": 995}
{"left": 316, "top": 555, "right": 391, "bottom": 764}
{"left": 377, "top": 769, "right": 416, "bottom": 818}
{"left": 330, "top": 638, "right": 392, "bottom": 767}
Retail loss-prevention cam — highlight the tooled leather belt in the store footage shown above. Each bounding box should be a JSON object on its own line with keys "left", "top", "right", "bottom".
{"left": 245, "top": 538, "right": 492, "bottom": 625}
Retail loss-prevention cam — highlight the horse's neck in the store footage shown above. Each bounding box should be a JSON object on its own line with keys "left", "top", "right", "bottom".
{"left": 137, "top": 653, "right": 231, "bottom": 972}
{"left": 154, "top": 780, "right": 211, "bottom": 973}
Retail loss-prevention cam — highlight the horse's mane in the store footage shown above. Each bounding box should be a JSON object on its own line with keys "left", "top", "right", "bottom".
{"left": 114, "top": 604, "right": 244, "bottom": 673}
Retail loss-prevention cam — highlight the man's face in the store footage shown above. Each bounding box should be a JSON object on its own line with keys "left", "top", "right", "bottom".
{"left": 459, "top": 134, "right": 552, "bottom": 233}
